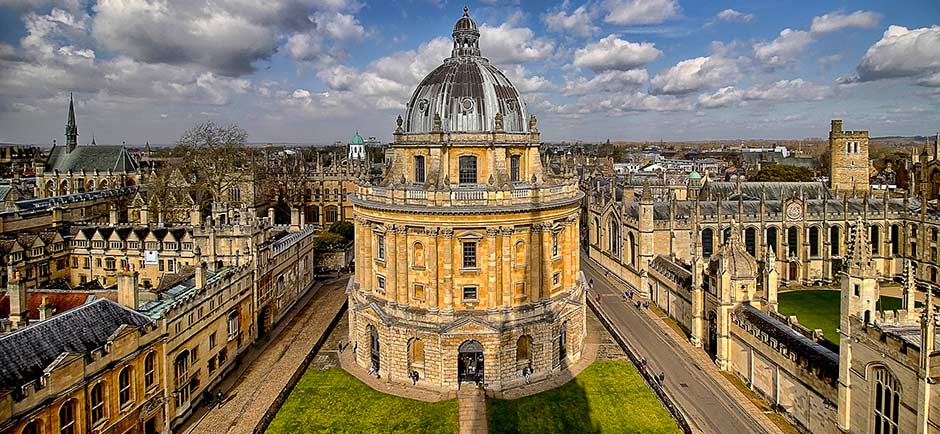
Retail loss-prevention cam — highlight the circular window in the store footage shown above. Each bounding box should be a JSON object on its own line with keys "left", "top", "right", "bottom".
{"left": 504, "top": 99, "right": 516, "bottom": 112}
{"left": 460, "top": 97, "right": 475, "bottom": 113}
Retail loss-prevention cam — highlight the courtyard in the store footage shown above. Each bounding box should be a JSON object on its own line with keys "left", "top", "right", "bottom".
{"left": 778, "top": 289, "right": 913, "bottom": 344}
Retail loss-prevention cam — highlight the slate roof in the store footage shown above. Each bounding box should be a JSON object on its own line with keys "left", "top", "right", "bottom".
{"left": 0, "top": 298, "right": 151, "bottom": 389}
{"left": 45, "top": 145, "right": 138, "bottom": 173}
{"left": 701, "top": 182, "right": 832, "bottom": 201}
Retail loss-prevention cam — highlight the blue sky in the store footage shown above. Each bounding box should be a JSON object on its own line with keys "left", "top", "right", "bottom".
{"left": 0, "top": 0, "right": 938, "bottom": 145}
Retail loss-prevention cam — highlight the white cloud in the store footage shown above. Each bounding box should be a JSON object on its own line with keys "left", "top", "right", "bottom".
{"left": 650, "top": 55, "right": 739, "bottom": 95}
{"left": 697, "top": 79, "right": 832, "bottom": 108}
{"left": 503, "top": 65, "right": 554, "bottom": 93}
{"left": 696, "top": 86, "right": 739, "bottom": 108}
{"left": 544, "top": 5, "right": 598, "bottom": 37}
{"left": 479, "top": 22, "right": 554, "bottom": 65}
{"left": 810, "top": 10, "right": 881, "bottom": 35}
{"left": 753, "top": 28, "right": 812, "bottom": 67}
{"left": 573, "top": 35, "right": 661, "bottom": 72}
{"left": 602, "top": 0, "right": 679, "bottom": 26}
{"left": 562, "top": 69, "right": 648, "bottom": 95}
{"left": 851, "top": 25, "right": 940, "bottom": 83}
{"left": 715, "top": 9, "right": 753, "bottom": 23}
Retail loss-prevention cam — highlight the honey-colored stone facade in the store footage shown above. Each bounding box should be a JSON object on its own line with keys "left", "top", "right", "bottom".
{"left": 829, "top": 119, "right": 871, "bottom": 192}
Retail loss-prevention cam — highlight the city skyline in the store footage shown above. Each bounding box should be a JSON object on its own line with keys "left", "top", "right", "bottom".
{"left": 0, "top": 0, "right": 938, "bottom": 145}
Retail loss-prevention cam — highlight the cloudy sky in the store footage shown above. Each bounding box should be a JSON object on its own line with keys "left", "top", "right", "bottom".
{"left": 0, "top": 0, "right": 938, "bottom": 145}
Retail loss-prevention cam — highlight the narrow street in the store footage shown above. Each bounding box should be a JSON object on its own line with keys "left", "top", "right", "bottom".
{"left": 582, "top": 255, "right": 780, "bottom": 434}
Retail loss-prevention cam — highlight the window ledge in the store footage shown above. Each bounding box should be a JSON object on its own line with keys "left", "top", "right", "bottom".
{"left": 461, "top": 267, "right": 481, "bottom": 274}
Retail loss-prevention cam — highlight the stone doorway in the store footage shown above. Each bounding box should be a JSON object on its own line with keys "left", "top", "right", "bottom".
{"left": 458, "top": 340, "right": 484, "bottom": 385}
{"left": 789, "top": 262, "right": 798, "bottom": 281}
{"left": 369, "top": 325, "right": 380, "bottom": 372}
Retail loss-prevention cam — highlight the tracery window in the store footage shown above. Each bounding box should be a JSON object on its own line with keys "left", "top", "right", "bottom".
{"left": 809, "top": 227, "right": 820, "bottom": 257}
{"left": 871, "top": 226, "right": 881, "bottom": 255}
{"left": 702, "top": 228, "right": 714, "bottom": 258}
{"left": 872, "top": 367, "right": 900, "bottom": 434}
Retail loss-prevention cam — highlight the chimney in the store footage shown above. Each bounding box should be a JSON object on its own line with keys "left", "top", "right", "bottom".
{"left": 191, "top": 205, "right": 202, "bottom": 226}
{"left": 267, "top": 207, "right": 275, "bottom": 226}
{"left": 109, "top": 204, "right": 120, "bottom": 225}
{"left": 194, "top": 245, "right": 206, "bottom": 290}
{"left": 289, "top": 207, "right": 300, "bottom": 232}
{"left": 140, "top": 205, "right": 149, "bottom": 225}
{"left": 117, "top": 264, "right": 139, "bottom": 309}
{"left": 38, "top": 296, "right": 54, "bottom": 320}
{"left": 7, "top": 267, "right": 28, "bottom": 329}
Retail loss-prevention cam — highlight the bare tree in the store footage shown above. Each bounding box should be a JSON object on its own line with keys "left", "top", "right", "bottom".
{"left": 176, "top": 122, "right": 251, "bottom": 208}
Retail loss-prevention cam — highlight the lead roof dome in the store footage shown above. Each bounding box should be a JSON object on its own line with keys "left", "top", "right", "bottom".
{"left": 403, "top": 6, "right": 529, "bottom": 134}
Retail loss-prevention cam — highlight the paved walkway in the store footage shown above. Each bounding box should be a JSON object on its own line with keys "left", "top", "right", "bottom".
{"left": 582, "top": 254, "right": 784, "bottom": 434}
{"left": 183, "top": 276, "right": 349, "bottom": 434}
{"left": 457, "top": 386, "right": 488, "bottom": 434}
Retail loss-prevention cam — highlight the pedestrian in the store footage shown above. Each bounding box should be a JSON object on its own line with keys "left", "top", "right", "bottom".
{"left": 589, "top": 278, "right": 594, "bottom": 288}
{"left": 644, "top": 301, "right": 649, "bottom": 309}
{"left": 338, "top": 340, "right": 344, "bottom": 353}
{"left": 217, "top": 391, "right": 224, "bottom": 408}
{"left": 596, "top": 292, "right": 601, "bottom": 303}
{"left": 658, "top": 371, "right": 665, "bottom": 385}
{"left": 411, "top": 371, "right": 418, "bottom": 385}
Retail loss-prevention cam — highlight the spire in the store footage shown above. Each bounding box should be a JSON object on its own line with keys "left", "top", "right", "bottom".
{"left": 846, "top": 217, "right": 875, "bottom": 276}
{"left": 640, "top": 180, "right": 652, "bottom": 203}
{"left": 66, "top": 92, "right": 78, "bottom": 153}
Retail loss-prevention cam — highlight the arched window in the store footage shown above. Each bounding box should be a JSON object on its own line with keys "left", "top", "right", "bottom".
{"left": 932, "top": 267, "right": 938, "bottom": 283}
{"left": 21, "top": 420, "right": 41, "bottom": 434}
{"left": 119, "top": 366, "right": 133, "bottom": 406}
{"left": 514, "top": 241, "right": 525, "bottom": 266}
{"left": 413, "top": 242, "right": 425, "bottom": 268}
{"left": 809, "top": 226, "right": 820, "bottom": 257}
{"left": 325, "top": 205, "right": 338, "bottom": 223}
{"left": 871, "top": 226, "right": 881, "bottom": 255}
{"left": 766, "top": 227, "right": 778, "bottom": 255}
{"left": 787, "top": 226, "right": 799, "bottom": 257}
{"left": 872, "top": 366, "right": 900, "bottom": 434}
{"left": 516, "top": 335, "right": 533, "bottom": 369}
{"left": 59, "top": 399, "right": 76, "bottom": 434}
{"left": 702, "top": 228, "right": 714, "bottom": 258}
{"left": 145, "top": 352, "right": 156, "bottom": 388}
{"left": 593, "top": 217, "right": 600, "bottom": 246}
{"left": 414, "top": 155, "right": 426, "bottom": 183}
{"left": 408, "top": 338, "right": 425, "bottom": 372}
{"left": 891, "top": 225, "right": 900, "bottom": 255}
{"left": 627, "top": 232, "right": 636, "bottom": 266}
{"left": 99, "top": 179, "right": 109, "bottom": 190}
{"left": 458, "top": 155, "right": 477, "bottom": 184}
{"left": 745, "top": 227, "right": 756, "bottom": 256}
{"left": 830, "top": 226, "right": 841, "bottom": 256}
{"left": 90, "top": 382, "right": 105, "bottom": 423}
{"left": 607, "top": 218, "right": 620, "bottom": 258}
{"left": 174, "top": 351, "right": 190, "bottom": 405}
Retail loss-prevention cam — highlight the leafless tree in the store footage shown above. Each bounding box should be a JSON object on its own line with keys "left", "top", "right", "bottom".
{"left": 176, "top": 122, "right": 253, "bottom": 208}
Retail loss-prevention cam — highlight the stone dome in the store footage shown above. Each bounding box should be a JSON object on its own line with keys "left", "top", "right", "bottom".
{"left": 403, "top": 7, "right": 529, "bottom": 134}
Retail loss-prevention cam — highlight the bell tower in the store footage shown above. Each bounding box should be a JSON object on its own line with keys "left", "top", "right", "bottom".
{"left": 829, "top": 120, "right": 869, "bottom": 192}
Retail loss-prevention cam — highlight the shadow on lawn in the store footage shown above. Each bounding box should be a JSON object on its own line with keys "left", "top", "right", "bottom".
{"left": 486, "top": 378, "right": 597, "bottom": 434}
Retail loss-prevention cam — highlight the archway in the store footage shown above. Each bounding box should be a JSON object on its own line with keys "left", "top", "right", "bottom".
{"left": 457, "top": 340, "right": 484, "bottom": 384}
{"left": 368, "top": 325, "right": 380, "bottom": 372}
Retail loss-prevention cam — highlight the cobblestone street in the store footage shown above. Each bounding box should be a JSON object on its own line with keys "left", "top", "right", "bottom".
{"left": 182, "top": 276, "right": 348, "bottom": 434}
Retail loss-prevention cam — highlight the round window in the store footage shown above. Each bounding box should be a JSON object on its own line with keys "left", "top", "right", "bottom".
{"left": 460, "top": 97, "right": 475, "bottom": 113}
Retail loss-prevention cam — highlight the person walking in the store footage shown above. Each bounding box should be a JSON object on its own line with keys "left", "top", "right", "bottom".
{"left": 217, "top": 391, "right": 224, "bottom": 408}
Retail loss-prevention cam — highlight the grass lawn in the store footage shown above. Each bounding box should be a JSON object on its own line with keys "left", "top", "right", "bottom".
{"left": 778, "top": 290, "right": 910, "bottom": 344}
{"left": 266, "top": 368, "right": 458, "bottom": 434}
{"left": 487, "top": 361, "right": 682, "bottom": 434}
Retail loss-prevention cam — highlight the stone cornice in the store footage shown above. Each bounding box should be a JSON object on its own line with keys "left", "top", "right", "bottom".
{"left": 350, "top": 190, "right": 584, "bottom": 216}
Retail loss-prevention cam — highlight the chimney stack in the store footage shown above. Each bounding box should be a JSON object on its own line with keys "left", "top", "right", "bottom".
{"left": 109, "top": 204, "right": 120, "bottom": 226}
{"left": 117, "top": 264, "right": 139, "bottom": 309}
{"left": 191, "top": 205, "right": 202, "bottom": 226}
{"left": 7, "top": 266, "right": 28, "bottom": 329}
{"left": 194, "top": 244, "right": 207, "bottom": 290}
{"left": 289, "top": 207, "right": 300, "bottom": 232}
{"left": 268, "top": 207, "right": 275, "bottom": 226}
{"left": 38, "top": 296, "right": 54, "bottom": 320}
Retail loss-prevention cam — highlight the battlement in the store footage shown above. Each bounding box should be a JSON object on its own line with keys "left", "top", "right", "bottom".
{"left": 160, "top": 260, "right": 254, "bottom": 319}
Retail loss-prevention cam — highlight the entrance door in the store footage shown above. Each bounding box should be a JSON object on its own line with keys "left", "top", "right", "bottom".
{"left": 457, "top": 340, "right": 484, "bottom": 384}
{"left": 369, "top": 326, "right": 380, "bottom": 371}
{"left": 789, "top": 262, "right": 798, "bottom": 281}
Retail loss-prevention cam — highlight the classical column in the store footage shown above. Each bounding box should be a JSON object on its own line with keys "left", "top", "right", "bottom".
{"left": 529, "top": 225, "right": 542, "bottom": 301}
{"left": 427, "top": 228, "right": 439, "bottom": 312}
{"left": 361, "top": 219, "right": 373, "bottom": 292}
{"left": 397, "top": 225, "right": 409, "bottom": 306}
{"left": 486, "top": 227, "right": 499, "bottom": 311}
{"left": 387, "top": 225, "right": 398, "bottom": 305}
{"left": 542, "top": 223, "right": 554, "bottom": 297}
{"left": 500, "top": 226, "right": 513, "bottom": 309}
{"left": 441, "top": 228, "right": 454, "bottom": 313}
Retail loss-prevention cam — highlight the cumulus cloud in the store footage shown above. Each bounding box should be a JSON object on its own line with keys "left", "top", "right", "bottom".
{"left": 479, "top": 22, "right": 554, "bottom": 65}
{"left": 544, "top": 5, "right": 598, "bottom": 37}
{"left": 753, "top": 28, "right": 812, "bottom": 67}
{"left": 503, "top": 65, "right": 554, "bottom": 93}
{"left": 715, "top": 9, "right": 753, "bottom": 23}
{"left": 810, "top": 10, "right": 881, "bottom": 35}
{"left": 847, "top": 25, "right": 940, "bottom": 84}
{"left": 697, "top": 79, "right": 832, "bottom": 108}
{"left": 562, "top": 69, "right": 648, "bottom": 95}
{"left": 602, "top": 0, "right": 679, "bottom": 26}
{"left": 573, "top": 35, "right": 661, "bottom": 72}
{"left": 650, "top": 55, "right": 739, "bottom": 95}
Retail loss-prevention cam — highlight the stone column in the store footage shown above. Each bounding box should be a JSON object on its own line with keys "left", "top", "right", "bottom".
{"left": 486, "top": 227, "right": 499, "bottom": 312}
{"left": 441, "top": 228, "right": 454, "bottom": 313}
{"left": 387, "top": 225, "right": 398, "bottom": 305}
{"left": 500, "top": 226, "right": 513, "bottom": 309}
{"left": 361, "top": 218, "right": 373, "bottom": 292}
{"left": 397, "top": 225, "right": 409, "bottom": 306}
{"left": 427, "top": 228, "right": 439, "bottom": 312}
{"left": 529, "top": 225, "right": 542, "bottom": 301}
{"left": 542, "top": 223, "right": 554, "bottom": 297}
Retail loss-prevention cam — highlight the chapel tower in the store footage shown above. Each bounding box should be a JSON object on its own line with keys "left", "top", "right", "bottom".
{"left": 829, "top": 120, "right": 870, "bottom": 192}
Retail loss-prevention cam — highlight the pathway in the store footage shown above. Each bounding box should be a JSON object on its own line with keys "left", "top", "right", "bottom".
{"left": 582, "top": 254, "right": 784, "bottom": 434}
{"left": 458, "top": 386, "right": 488, "bottom": 434}
{"left": 183, "top": 276, "right": 349, "bottom": 434}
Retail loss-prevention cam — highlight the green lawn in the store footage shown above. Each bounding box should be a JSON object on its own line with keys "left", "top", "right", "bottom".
{"left": 778, "top": 290, "right": 912, "bottom": 344}
{"left": 487, "top": 361, "right": 682, "bottom": 434}
{"left": 266, "top": 368, "right": 458, "bottom": 434}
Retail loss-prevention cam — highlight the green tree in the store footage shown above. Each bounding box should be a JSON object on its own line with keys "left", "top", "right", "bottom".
{"left": 312, "top": 232, "right": 347, "bottom": 250}
{"left": 749, "top": 164, "right": 815, "bottom": 182}
{"left": 329, "top": 221, "right": 354, "bottom": 241}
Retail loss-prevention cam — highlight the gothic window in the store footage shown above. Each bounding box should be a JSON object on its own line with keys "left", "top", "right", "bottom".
{"left": 872, "top": 367, "right": 900, "bottom": 434}
{"left": 21, "top": 420, "right": 40, "bottom": 434}
{"left": 59, "top": 399, "right": 76, "bottom": 434}
{"left": 627, "top": 232, "right": 636, "bottom": 266}
{"left": 91, "top": 382, "right": 105, "bottom": 423}
{"left": 462, "top": 241, "right": 477, "bottom": 268}
{"left": 174, "top": 351, "right": 190, "bottom": 405}
{"left": 227, "top": 310, "right": 240, "bottom": 339}
{"left": 745, "top": 227, "right": 756, "bottom": 256}
{"left": 766, "top": 227, "right": 778, "bottom": 255}
{"left": 414, "top": 155, "right": 426, "bottom": 183}
{"left": 510, "top": 154, "right": 521, "bottom": 182}
{"left": 830, "top": 226, "right": 840, "bottom": 256}
{"left": 412, "top": 242, "right": 425, "bottom": 267}
{"left": 891, "top": 225, "right": 900, "bottom": 255}
{"left": 145, "top": 352, "right": 156, "bottom": 388}
{"left": 722, "top": 227, "right": 731, "bottom": 246}
{"left": 459, "top": 155, "right": 477, "bottom": 184}
{"left": 593, "top": 217, "right": 600, "bottom": 245}
{"left": 932, "top": 267, "right": 938, "bottom": 283}
{"left": 809, "top": 227, "right": 820, "bottom": 257}
{"left": 871, "top": 226, "right": 881, "bottom": 255}
{"left": 608, "top": 218, "right": 621, "bottom": 258}
{"left": 325, "top": 205, "right": 338, "bottom": 223}
{"left": 933, "top": 228, "right": 938, "bottom": 242}
{"left": 702, "top": 228, "right": 714, "bottom": 258}
{"left": 788, "top": 227, "right": 798, "bottom": 257}
{"left": 119, "top": 366, "right": 133, "bottom": 406}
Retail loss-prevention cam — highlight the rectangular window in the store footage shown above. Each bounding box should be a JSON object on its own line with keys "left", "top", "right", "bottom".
{"left": 510, "top": 155, "right": 521, "bottom": 182}
{"left": 414, "top": 155, "right": 426, "bottom": 183}
{"left": 209, "top": 332, "right": 216, "bottom": 349}
{"left": 377, "top": 275, "right": 386, "bottom": 292}
{"left": 159, "top": 260, "right": 164, "bottom": 272}
{"left": 463, "top": 286, "right": 478, "bottom": 301}
{"left": 459, "top": 155, "right": 477, "bottom": 184}
{"left": 854, "top": 284, "right": 860, "bottom": 297}
{"left": 413, "top": 283, "right": 425, "bottom": 300}
{"left": 552, "top": 232, "right": 559, "bottom": 257}
{"left": 462, "top": 241, "right": 477, "bottom": 268}
{"left": 377, "top": 235, "right": 385, "bottom": 260}
{"left": 515, "top": 282, "right": 526, "bottom": 300}
{"left": 553, "top": 272, "right": 561, "bottom": 287}
{"left": 168, "top": 260, "right": 175, "bottom": 272}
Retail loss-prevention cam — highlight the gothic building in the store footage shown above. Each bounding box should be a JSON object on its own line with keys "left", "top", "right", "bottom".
{"left": 347, "top": 7, "right": 586, "bottom": 391}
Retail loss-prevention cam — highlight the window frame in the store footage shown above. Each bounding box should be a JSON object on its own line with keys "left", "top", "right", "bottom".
{"left": 462, "top": 241, "right": 478, "bottom": 269}
{"left": 458, "top": 155, "right": 478, "bottom": 184}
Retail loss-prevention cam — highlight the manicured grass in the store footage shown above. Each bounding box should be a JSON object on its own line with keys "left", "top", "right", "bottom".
{"left": 487, "top": 361, "right": 682, "bottom": 434}
{"left": 778, "top": 290, "right": 910, "bottom": 344}
{"left": 266, "top": 368, "right": 458, "bottom": 434}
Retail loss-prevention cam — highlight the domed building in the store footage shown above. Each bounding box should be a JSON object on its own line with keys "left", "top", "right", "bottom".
{"left": 347, "top": 7, "right": 586, "bottom": 391}
{"left": 348, "top": 131, "right": 366, "bottom": 162}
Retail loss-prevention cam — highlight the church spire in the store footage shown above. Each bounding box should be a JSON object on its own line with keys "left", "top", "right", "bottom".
{"left": 66, "top": 93, "right": 78, "bottom": 153}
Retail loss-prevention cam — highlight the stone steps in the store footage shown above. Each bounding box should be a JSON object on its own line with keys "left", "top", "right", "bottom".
{"left": 458, "top": 386, "right": 489, "bottom": 434}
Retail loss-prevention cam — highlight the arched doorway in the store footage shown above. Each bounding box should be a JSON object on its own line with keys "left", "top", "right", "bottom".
{"left": 368, "top": 325, "right": 380, "bottom": 372}
{"left": 457, "top": 340, "right": 484, "bottom": 384}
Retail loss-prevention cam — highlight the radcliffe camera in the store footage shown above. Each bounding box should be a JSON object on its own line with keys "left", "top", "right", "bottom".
{"left": 1, "top": 2, "right": 939, "bottom": 434}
